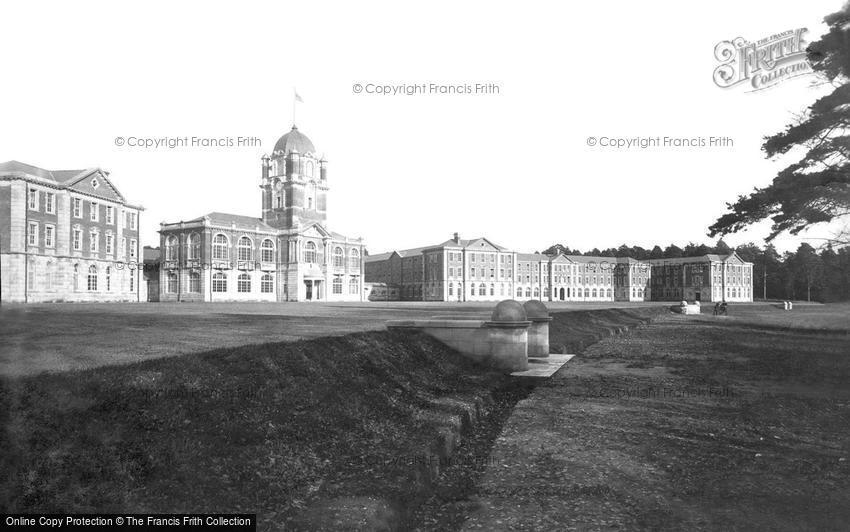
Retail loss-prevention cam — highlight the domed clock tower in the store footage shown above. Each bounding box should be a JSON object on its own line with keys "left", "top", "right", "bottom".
{"left": 158, "top": 122, "right": 365, "bottom": 303}
{"left": 261, "top": 125, "right": 329, "bottom": 230}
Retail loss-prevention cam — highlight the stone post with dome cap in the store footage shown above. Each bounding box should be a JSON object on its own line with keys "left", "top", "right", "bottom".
{"left": 523, "top": 300, "right": 552, "bottom": 357}
{"left": 484, "top": 299, "right": 532, "bottom": 371}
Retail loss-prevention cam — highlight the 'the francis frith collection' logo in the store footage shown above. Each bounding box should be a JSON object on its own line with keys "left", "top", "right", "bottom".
{"left": 713, "top": 28, "right": 811, "bottom": 91}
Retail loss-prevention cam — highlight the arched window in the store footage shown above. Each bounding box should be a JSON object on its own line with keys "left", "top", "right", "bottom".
{"left": 261, "top": 239, "right": 275, "bottom": 263}
{"left": 187, "top": 233, "right": 201, "bottom": 260}
{"left": 237, "top": 273, "right": 251, "bottom": 293}
{"left": 87, "top": 265, "right": 98, "bottom": 291}
{"left": 479, "top": 284, "right": 486, "bottom": 296}
{"left": 525, "top": 288, "right": 531, "bottom": 298}
{"left": 166, "top": 272, "right": 178, "bottom": 293}
{"left": 238, "top": 236, "right": 253, "bottom": 261}
{"left": 534, "top": 287, "right": 540, "bottom": 298}
{"left": 189, "top": 272, "right": 201, "bottom": 293}
{"left": 304, "top": 241, "right": 317, "bottom": 263}
{"left": 490, "top": 284, "right": 495, "bottom": 296}
{"left": 212, "top": 272, "right": 227, "bottom": 292}
{"left": 349, "top": 248, "right": 360, "bottom": 269}
{"left": 106, "top": 266, "right": 112, "bottom": 291}
{"left": 516, "top": 287, "right": 522, "bottom": 297}
{"left": 333, "top": 276, "right": 343, "bottom": 294}
{"left": 637, "top": 288, "right": 643, "bottom": 298}
{"left": 261, "top": 273, "right": 274, "bottom": 293}
{"left": 607, "top": 289, "right": 612, "bottom": 298}
{"left": 165, "top": 235, "right": 178, "bottom": 261}
{"left": 592, "top": 289, "right": 597, "bottom": 298}
{"left": 349, "top": 276, "right": 359, "bottom": 294}
{"left": 584, "top": 288, "right": 590, "bottom": 298}
{"left": 333, "top": 247, "right": 344, "bottom": 268}
{"left": 213, "top": 234, "right": 229, "bottom": 260}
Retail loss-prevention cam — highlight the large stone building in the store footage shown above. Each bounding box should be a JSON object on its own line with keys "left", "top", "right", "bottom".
{"left": 649, "top": 253, "right": 753, "bottom": 302}
{"left": 0, "top": 160, "right": 143, "bottom": 303}
{"left": 364, "top": 234, "right": 753, "bottom": 303}
{"left": 157, "top": 125, "right": 365, "bottom": 302}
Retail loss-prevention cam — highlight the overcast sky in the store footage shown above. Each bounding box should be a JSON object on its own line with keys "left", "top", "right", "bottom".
{"left": 2, "top": 1, "right": 844, "bottom": 254}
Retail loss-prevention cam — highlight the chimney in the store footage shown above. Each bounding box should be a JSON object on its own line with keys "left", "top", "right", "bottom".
{"left": 453, "top": 232, "right": 460, "bottom": 243}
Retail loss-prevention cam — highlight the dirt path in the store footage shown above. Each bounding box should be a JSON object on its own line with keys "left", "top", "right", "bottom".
{"left": 447, "top": 313, "right": 850, "bottom": 530}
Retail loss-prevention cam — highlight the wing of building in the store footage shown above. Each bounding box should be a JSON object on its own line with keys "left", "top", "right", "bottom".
{"left": 364, "top": 234, "right": 754, "bottom": 303}
{"left": 157, "top": 125, "right": 365, "bottom": 302}
{"left": 0, "top": 160, "right": 144, "bottom": 302}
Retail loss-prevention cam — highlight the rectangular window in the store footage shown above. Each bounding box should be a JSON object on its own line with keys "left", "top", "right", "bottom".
{"left": 73, "top": 198, "right": 82, "bottom": 218}
{"left": 129, "top": 212, "right": 138, "bottom": 230}
{"left": 73, "top": 229, "right": 82, "bottom": 250}
{"left": 106, "top": 234, "right": 113, "bottom": 254}
{"left": 27, "top": 222, "right": 38, "bottom": 246}
{"left": 106, "top": 206, "right": 114, "bottom": 224}
{"left": 90, "top": 231, "right": 99, "bottom": 252}
{"left": 130, "top": 269, "right": 135, "bottom": 292}
{"left": 45, "top": 225, "right": 55, "bottom": 248}
{"left": 189, "top": 273, "right": 201, "bottom": 293}
{"left": 237, "top": 275, "right": 251, "bottom": 293}
{"left": 166, "top": 273, "right": 178, "bottom": 293}
{"left": 28, "top": 189, "right": 38, "bottom": 210}
{"left": 130, "top": 239, "right": 137, "bottom": 258}
{"left": 90, "top": 202, "right": 99, "bottom": 221}
{"left": 28, "top": 263, "right": 36, "bottom": 290}
{"left": 45, "top": 193, "right": 55, "bottom": 214}
{"left": 260, "top": 275, "right": 273, "bottom": 293}
{"left": 121, "top": 237, "right": 127, "bottom": 256}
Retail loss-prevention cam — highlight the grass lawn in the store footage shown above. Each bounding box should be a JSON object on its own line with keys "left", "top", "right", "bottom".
{"left": 0, "top": 305, "right": 664, "bottom": 530}
{"left": 0, "top": 300, "right": 670, "bottom": 376}
{"left": 703, "top": 301, "right": 850, "bottom": 331}
{"left": 3, "top": 301, "right": 846, "bottom": 530}
{"left": 454, "top": 303, "right": 850, "bottom": 531}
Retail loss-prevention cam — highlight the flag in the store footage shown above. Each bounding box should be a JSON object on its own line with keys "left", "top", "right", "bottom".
{"left": 294, "top": 90, "right": 304, "bottom": 103}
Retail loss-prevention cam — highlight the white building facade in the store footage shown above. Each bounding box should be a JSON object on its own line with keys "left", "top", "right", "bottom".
{"left": 158, "top": 125, "right": 365, "bottom": 302}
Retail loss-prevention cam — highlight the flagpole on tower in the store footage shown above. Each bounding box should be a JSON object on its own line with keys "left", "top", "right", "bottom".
{"left": 293, "top": 88, "right": 304, "bottom": 127}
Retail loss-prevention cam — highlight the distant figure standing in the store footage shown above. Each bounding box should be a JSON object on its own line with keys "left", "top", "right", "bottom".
{"left": 713, "top": 302, "right": 720, "bottom": 316}
{"left": 720, "top": 301, "right": 728, "bottom": 315}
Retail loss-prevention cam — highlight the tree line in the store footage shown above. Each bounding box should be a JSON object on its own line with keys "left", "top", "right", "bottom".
{"left": 541, "top": 241, "right": 850, "bottom": 303}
